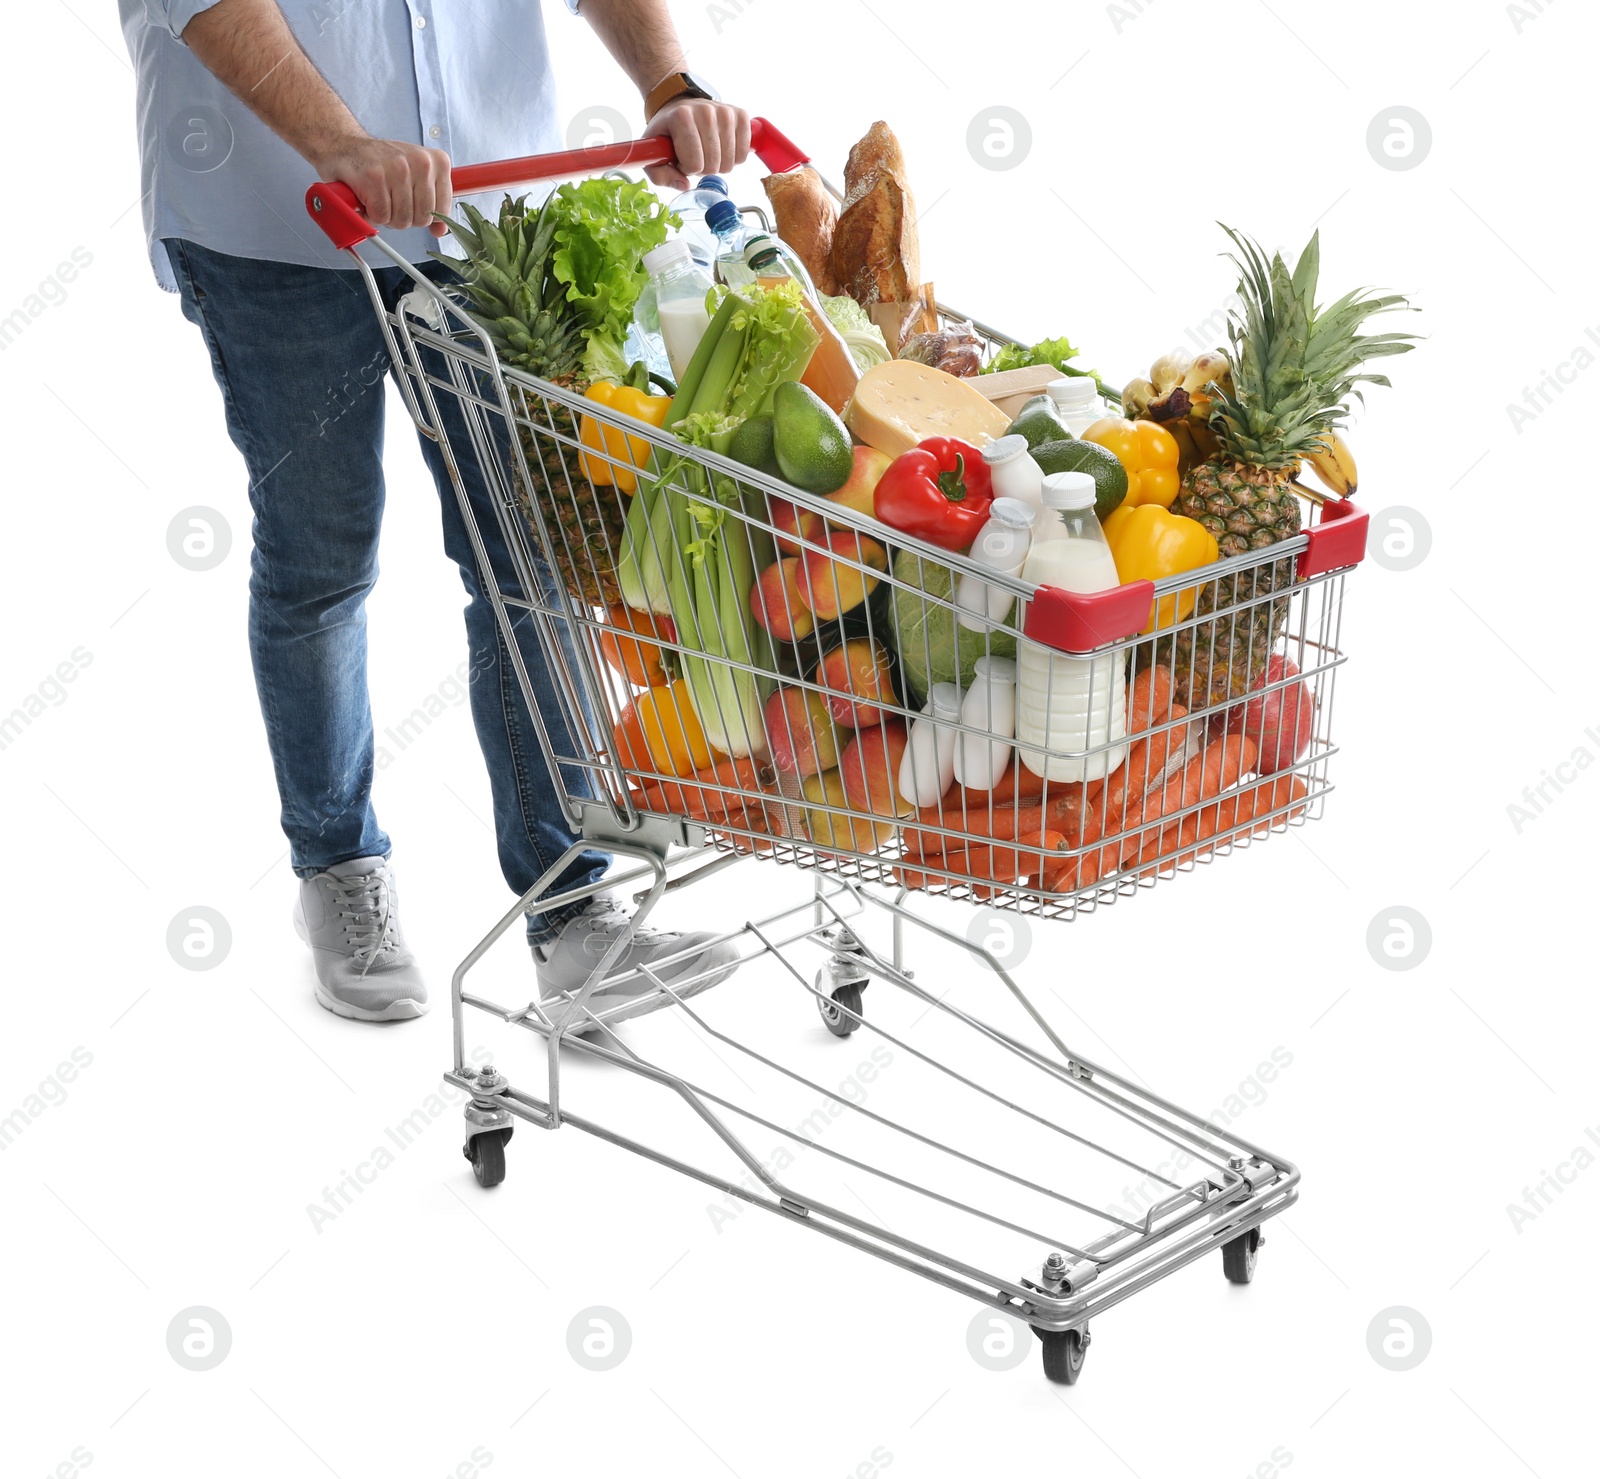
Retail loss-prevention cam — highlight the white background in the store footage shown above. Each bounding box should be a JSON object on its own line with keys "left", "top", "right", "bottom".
{"left": 4, "top": 1, "right": 1597, "bottom": 1476}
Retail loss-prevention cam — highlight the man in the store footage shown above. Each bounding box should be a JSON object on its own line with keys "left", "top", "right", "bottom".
{"left": 122, "top": 0, "right": 749, "bottom": 1023}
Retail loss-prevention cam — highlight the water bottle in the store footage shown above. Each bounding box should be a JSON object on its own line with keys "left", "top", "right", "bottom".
{"left": 666, "top": 175, "right": 730, "bottom": 268}
{"left": 1015, "top": 472, "right": 1128, "bottom": 782}
{"left": 1047, "top": 377, "right": 1109, "bottom": 437}
{"left": 956, "top": 496, "right": 1035, "bottom": 632}
{"left": 953, "top": 656, "right": 1018, "bottom": 791}
{"left": 640, "top": 239, "right": 714, "bottom": 381}
{"left": 899, "top": 683, "right": 961, "bottom": 809}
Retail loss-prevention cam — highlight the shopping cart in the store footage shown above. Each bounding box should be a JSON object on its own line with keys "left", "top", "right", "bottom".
{"left": 304, "top": 121, "right": 1353, "bottom": 1383}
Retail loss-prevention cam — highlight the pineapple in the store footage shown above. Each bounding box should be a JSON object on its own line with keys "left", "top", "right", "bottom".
{"left": 1164, "top": 227, "right": 1415, "bottom": 710}
{"left": 435, "top": 195, "right": 627, "bottom": 608}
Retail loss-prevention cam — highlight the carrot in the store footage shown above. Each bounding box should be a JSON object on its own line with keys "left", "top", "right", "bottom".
{"left": 896, "top": 831, "right": 1067, "bottom": 892}
{"left": 1132, "top": 734, "right": 1258, "bottom": 873}
{"left": 1137, "top": 774, "right": 1308, "bottom": 879}
{"left": 1128, "top": 664, "right": 1175, "bottom": 734}
{"left": 634, "top": 754, "right": 770, "bottom": 824}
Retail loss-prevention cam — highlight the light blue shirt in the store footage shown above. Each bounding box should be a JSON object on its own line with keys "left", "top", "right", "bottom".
{"left": 120, "top": 0, "right": 567, "bottom": 290}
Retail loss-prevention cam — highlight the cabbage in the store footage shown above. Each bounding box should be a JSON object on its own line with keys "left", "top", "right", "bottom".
{"left": 820, "top": 294, "right": 890, "bottom": 370}
{"left": 888, "top": 549, "right": 1018, "bottom": 704}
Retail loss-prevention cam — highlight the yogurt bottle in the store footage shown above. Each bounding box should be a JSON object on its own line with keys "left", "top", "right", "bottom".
{"left": 1047, "top": 377, "right": 1109, "bottom": 437}
{"left": 953, "top": 656, "right": 1018, "bottom": 791}
{"left": 956, "top": 496, "right": 1035, "bottom": 632}
{"left": 1014, "top": 472, "right": 1128, "bottom": 782}
{"left": 899, "top": 683, "right": 962, "bottom": 809}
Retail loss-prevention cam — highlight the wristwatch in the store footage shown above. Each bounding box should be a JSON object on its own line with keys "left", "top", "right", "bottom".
{"left": 644, "top": 70, "right": 719, "bottom": 121}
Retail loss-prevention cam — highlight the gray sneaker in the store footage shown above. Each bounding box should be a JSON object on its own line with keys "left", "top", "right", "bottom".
{"left": 533, "top": 894, "right": 739, "bottom": 1033}
{"left": 293, "top": 856, "right": 429, "bottom": 1021}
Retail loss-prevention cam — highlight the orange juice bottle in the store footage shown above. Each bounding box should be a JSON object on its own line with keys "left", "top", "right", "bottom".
{"left": 744, "top": 235, "right": 861, "bottom": 416}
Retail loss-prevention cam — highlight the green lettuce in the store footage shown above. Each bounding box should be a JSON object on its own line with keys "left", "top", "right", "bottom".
{"left": 982, "top": 333, "right": 1117, "bottom": 399}
{"left": 548, "top": 177, "right": 678, "bottom": 383}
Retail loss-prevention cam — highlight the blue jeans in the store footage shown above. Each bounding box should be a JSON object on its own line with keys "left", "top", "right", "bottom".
{"left": 164, "top": 238, "right": 608, "bottom": 941}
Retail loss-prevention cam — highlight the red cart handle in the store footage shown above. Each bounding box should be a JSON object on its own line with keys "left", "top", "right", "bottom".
{"left": 305, "top": 116, "right": 810, "bottom": 251}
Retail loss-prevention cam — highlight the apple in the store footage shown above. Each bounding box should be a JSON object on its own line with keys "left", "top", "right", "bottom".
{"left": 841, "top": 718, "right": 912, "bottom": 819}
{"left": 750, "top": 557, "right": 817, "bottom": 642}
{"left": 814, "top": 638, "right": 897, "bottom": 727}
{"left": 769, "top": 497, "right": 824, "bottom": 559}
{"left": 1217, "top": 654, "right": 1314, "bottom": 773}
{"left": 765, "top": 686, "right": 844, "bottom": 778}
{"left": 799, "top": 532, "right": 889, "bottom": 619}
{"left": 801, "top": 767, "right": 897, "bottom": 855}
{"left": 823, "top": 445, "right": 894, "bottom": 523}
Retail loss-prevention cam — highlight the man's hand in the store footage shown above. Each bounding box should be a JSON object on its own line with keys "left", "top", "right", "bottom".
{"left": 640, "top": 98, "right": 752, "bottom": 192}
{"left": 310, "top": 135, "right": 454, "bottom": 236}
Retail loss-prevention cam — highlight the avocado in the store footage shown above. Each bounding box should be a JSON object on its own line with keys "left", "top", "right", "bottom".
{"left": 728, "top": 414, "right": 782, "bottom": 478}
{"left": 1005, "top": 394, "right": 1070, "bottom": 451}
{"left": 772, "top": 380, "right": 853, "bottom": 494}
{"left": 1033, "top": 438, "right": 1129, "bottom": 520}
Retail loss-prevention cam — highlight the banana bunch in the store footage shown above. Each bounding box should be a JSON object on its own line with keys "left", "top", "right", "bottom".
{"left": 1122, "top": 349, "right": 1233, "bottom": 473}
{"left": 1303, "top": 429, "right": 1358, "bottom": 496}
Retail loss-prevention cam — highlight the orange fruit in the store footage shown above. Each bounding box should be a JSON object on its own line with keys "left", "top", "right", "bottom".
{"left": 615, "top": 680, "right": 712, "bottom": 777}
{"left": 598, "top": 603, "right": 673, "bottom": 688}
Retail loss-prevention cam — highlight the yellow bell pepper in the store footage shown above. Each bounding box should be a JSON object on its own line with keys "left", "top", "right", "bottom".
{"left": 1081, "top": 416, "right": 1181, "bottom": 508}
{"left": 1102, "top": 503, "right": 1219, "bottom": 634}
{"left": 579, "top": 368, "right": 671, "bottom": 494}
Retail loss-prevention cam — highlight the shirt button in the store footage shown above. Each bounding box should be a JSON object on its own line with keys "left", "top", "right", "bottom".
{"left": 414, "top": 13, "right": 426, "bottom": 26}
{"left": 428, "top": 125, "right": 442, "bottom": 139}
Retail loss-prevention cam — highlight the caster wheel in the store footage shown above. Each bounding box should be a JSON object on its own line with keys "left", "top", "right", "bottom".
{"left": 1039, "top": 1328, "right": 1088, "bottom": 1385}
{"left": 816, "top": 975, "right": 864, "bottom": 1037}
{"left": 1222, "top": 1226, "right": 1260, "bottom": 1284}
{"left": 466, "top": 1127, "right": 512, "bottom": 1188}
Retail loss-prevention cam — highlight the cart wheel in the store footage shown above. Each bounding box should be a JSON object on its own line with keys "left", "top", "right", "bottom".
{"left": 816, "top": 976, "right": 864, "bottom": 1037}
{"left": 466, "top": 1127, "right": 512, "bottom": 1189}
{"left": 1222, "top": 1226, "right": 1260, "bottom": 1284}
{"left": 1039, "top": 1328, "right": 1088, "bottom": 1385}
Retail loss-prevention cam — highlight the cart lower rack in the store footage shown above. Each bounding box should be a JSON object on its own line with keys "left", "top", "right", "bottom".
{"left": 306, "top": 121, "right": 1332, "bottom": 1382}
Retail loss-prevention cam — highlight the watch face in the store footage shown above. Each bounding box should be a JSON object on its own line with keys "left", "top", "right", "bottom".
{"left": 684, "top": 71, "right": 720, "bottom": 103}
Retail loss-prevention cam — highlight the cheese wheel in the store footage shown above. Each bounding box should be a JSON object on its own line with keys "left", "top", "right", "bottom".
{"left": 845, "top": 360, "right": 1013, "bottom": 459}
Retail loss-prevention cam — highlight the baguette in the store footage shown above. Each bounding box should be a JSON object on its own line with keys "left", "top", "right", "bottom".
{"left": 831, "top": 122, "right": 921, "bottom": 309}
{"left": 762, "top": 167, "right": 841, "bottom": 296}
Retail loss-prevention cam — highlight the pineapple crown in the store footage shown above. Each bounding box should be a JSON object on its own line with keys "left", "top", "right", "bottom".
{"left": 1209, "top": 226, "right": 1417, "bottom": 470}
{"left": 430, "top": 193, "right": 586, "bottom": 382}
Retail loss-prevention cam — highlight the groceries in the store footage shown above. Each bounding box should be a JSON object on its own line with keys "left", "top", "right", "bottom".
{"left": 955, "top": 496, "right": 1035, "bottom": 632}
{"left": 899, "top": 322, "right": 984, "bottom": 378}
{"left": 761, "top": 165, "right": 841, "bottom": 295}
{"left": 953, "top": 656, "right": 1018, "bottom": 792}
{"left": 981, "top": 333, "right": 1114, "bottom": 402}
{"left": 771, "top": 380, "right": 853, "bottom": 493}
{"left": 888, "top": 547, "right": 1018, "bottom": 705}
{"left": 1048, "top": 377, "right": 1109, "bottom": 436}
{"left": 899, "top": 683, "right": 961, "bottom": 809}
{"left": 1080, "top": 417, "right": 1181, "bottom": 508}
{"left": 665, "top": 174, "right": 730, "bottom": 267}
{"left": 642, "top": 239, "right": 714, "bottom": 379}
{"left": 1014, "top": 474, "right": 1128, "bottom": 783}
{"left": 980, "top": 435, "right": 1044, "bottom": 516}
{"left": 1004, "top": 393, "right": 1071, "bottom": 452}
{"left": 846, "top": 360, "right": 1012, "bottom": 457}
{"left": 819, "top": 294, "right": 892, "bottom": 372}
{"left": 871, "top": 436, "right": 994, "bottom": 550}
{"left": 746, "top": 235, "right": 861, "bottom": 414}
{"left": 1030, "top": 438, "right": 1127, "bottom": 521}
{"left": 1101, "top": 503, "right": 1219, "bottom": 635}
{"left": 579, "top": 365, "right": 672, "bottom": 493}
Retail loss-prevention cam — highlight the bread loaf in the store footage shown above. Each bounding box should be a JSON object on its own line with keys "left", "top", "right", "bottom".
{"left": 830, "top": 121, "right": 921, "bottom": 309}
{"left": 762, "top": 167, "right": 840, "bottom": 296}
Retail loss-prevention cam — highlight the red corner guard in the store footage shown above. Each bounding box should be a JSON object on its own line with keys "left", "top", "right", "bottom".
{"left": 306, "top": 118, "right": 810, "bottom": 250}
{"left": 1023, "top": 580, "right": 1155, "bottom": 654}
{"left": 1298, "top": 498, "right": 1368, "bottom": 578}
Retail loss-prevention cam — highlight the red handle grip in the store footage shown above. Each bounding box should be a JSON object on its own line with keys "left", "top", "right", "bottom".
{"left": 305, "top": 117, "right": 810, "bottom": 251}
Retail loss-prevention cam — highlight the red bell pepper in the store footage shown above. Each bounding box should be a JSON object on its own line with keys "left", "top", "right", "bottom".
{"left": 872, "top": 437, "right": 995, "bottom": 551}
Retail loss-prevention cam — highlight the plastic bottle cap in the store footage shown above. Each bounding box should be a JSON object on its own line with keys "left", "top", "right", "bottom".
{"left": 643, "top": 239, "right": 692, "bottom": 274}
{"left": 927, "top": 682, "right": 963, "bottom": 718}
{"left": 1041, "top": 471, "right": 1096, "bottom": 510}
{"left": 1048, "top": 376, "right": 1099, "bottom": 405}
{"left": 972, "top": 655, "right": 1018, "bottom": 685}
{"left": 705, "top": 197, "right": 741, "bottom": 234}
{"left": 698, "top": 175, "right": 729, "bottom": 195}
{"left": 981, "top": 434, "right": 1029, "bottom": 467}
{"left": 987, "top": 496, "right": 1037, "bottom": 529}
{"left": 743, "top": 234, "right": 780, "bottom": 267}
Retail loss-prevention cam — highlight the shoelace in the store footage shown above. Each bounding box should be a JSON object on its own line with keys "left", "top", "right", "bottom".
{"left": 328, "top": 873, "right": 400, "bottom": 976}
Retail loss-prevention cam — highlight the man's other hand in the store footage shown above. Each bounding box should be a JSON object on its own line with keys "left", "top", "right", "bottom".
{"left": 312, "top": 136, "right": 454, "bottom": 236}
{"left": 641, "top": 100, "right": 752, "bottom": 192}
